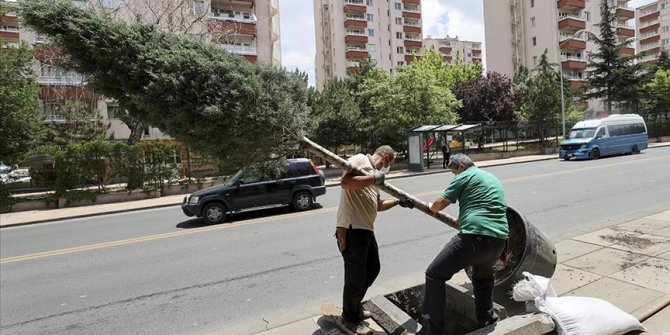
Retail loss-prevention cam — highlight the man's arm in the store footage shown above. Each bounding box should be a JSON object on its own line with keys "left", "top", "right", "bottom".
{"left": 429, "top": 196, "right": 452, "bottom": 214}
{"left": 341, "top": 170, "right": 385, "bottom": 190}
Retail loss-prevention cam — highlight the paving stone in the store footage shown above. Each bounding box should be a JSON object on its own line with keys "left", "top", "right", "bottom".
{"left": 610, "top": 257, "right": 670, "bottom": 294}
{"left": 654, "top": 226, "right": 670, "bottom": 238}
{"left": 571, "top": 228, "right": 621, "bottom": 247}
{"left": 641, "top": 304, "right": 670, "bottom": 335}
{"left": 606, "top": 232, "right": 670, "bottom": 256}
{"left": 656, "top": 250, "right": 670, "bottom": 261}
{"left": 549, "top": 264, "right": 603, "bottom": 296}
{"left": 613, "top": 218, "right": 670, "bottom": 236}
{"left": 563, "top": 247, "right": 650, "bottom": 276}
{"left": 554, "top": 239, "right": 603, "bottom": 263}
{"left": 646, "top": 210, "right": 670, "bottom": 222}
{"left": 563, "top": 277, "right": 665, "bottom": 314}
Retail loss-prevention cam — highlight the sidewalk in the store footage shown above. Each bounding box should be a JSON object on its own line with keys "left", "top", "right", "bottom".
{"left": 256, "top": 209, "right": 670, "bottom": 335}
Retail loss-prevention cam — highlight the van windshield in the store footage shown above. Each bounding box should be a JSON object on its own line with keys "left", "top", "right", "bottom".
{"left": 567, "top": 127, "right": 596, "bottom": 139}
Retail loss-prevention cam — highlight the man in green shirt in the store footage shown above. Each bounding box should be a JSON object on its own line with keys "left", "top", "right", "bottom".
{"left": 419, "top": 153, "right": 509, "bottom": 335}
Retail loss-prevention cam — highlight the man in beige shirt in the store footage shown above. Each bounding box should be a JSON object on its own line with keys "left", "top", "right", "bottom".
{"left": 335, "top": 145, "right": 413, "bottom": 335}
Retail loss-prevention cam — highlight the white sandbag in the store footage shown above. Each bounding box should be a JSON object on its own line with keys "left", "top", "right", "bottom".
{"left": 512, "top": 271, "right": 557, "bottom": 302}
{"left": 535, "top": 296, "right": 645, "bottom": 335}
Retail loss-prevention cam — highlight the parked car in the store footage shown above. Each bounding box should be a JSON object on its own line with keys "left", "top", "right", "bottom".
{"left": 181, "top": 158, "right": 326, "bottom": 224}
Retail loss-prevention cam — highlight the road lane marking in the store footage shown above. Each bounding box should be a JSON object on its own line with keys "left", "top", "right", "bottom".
{"left": 2, "top": 155, "right": 665, "bottom": 264}
{"left": 0, "top": 207, "right": 337, "bottom": 264}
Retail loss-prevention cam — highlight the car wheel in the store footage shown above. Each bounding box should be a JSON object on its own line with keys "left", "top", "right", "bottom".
{"left": 202, "top": 203, "right": 227, "bottom": 224}
{"left": 631, "top": 145, "right": 640, "bottom": 154}
{"left": 592, "top": 148, "right": 600, "bottom": 160}
{"left": 292, "top": 191, "right": 313, "bottom": 211}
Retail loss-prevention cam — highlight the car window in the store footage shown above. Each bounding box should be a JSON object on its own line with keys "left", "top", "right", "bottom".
{"left": 291, "top": 162, "right": 314, "bottom": 177}
{"left": 241, "top": 169, "right": 266, "bottom": 183}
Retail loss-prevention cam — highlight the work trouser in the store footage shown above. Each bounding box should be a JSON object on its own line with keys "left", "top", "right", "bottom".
{"left": 339, "top": 227, "right": 380, "bottom": 323}
{"left": 420, "top": 233, "right": 506, "bottom": 335}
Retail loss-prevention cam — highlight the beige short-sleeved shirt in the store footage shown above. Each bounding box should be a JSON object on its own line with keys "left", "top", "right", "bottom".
{"left": 336, "top": 154, "right": 379, "bottom": 231}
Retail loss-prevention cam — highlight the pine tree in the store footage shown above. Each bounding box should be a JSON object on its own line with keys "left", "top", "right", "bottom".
{"left": 584, "top": 0, "right": 644, "bottom": 114}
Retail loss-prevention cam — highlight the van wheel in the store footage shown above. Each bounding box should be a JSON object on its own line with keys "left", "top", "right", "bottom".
{"left": 592, "top": 148, "right": 601, "bottom": 160}
{"left": 631, "top": 145, "right": 640, "bottom": 154}
{"left": 292, "top": 191, "right": 313, "bottom": 211}
{"left": 202, "top": 203, "right": 227, "bottom": 224}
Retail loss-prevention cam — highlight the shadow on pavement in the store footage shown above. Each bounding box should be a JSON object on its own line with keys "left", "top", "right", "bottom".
{"left": 175, "top": 203, "right": 325, "bottom": 229}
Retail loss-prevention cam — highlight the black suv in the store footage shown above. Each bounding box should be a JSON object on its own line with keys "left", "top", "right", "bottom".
{"left": 181, "top": 158, "right": 326, "bottom": 224}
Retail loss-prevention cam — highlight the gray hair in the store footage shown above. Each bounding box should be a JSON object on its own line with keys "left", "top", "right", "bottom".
{"left": 447, "top": 153, "right": 474, "bottom": 169}
{"left": 374, "top": 145, "right": 396, "bottom": 160}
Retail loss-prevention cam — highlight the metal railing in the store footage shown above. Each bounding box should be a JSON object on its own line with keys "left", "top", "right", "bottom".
{"left": 218, "top": 44, "right": 257, "bottom": 55}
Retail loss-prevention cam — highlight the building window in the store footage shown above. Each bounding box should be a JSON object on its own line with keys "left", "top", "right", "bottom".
{"left": 395, "top": 18, "right": 402, "bottom": 25}
{"left": 533, "top": 56, "right": 537, "bottom": 66}
{"left": 188, "top": 0, "right": 205, "bottom": 15}
{"left": 585, "top": 11, "right": 591, "bottom": 21}
{"left": 394, "top": 2, "right": 402, "bottom": 10}
{"left": 397, "top": 61, "right": 404, "bottom": 65}
{"left": 397, "top": 46, "right": 404, "bottom": 54}
{"left": 532, "top": 36, "right": 537, "bottom": 46}
{"left": 396, "top": 32, "right": 403, "bottom": 39}
{"left": 101, "top": 0, "right": 119, "bottom": 9}
{"left": 107, "top": 105, "right": 119, "bottom": 119}
{"left": 662, "top": 38, "right": 669, "bottom": 46}
{"left": 368, "top": 28, "right": 374, "bottom": 36}
{"left": 366, "top": 0, "right": 373, "bottom": 5}
{"left": 530, "top": 0, "right": 534, "bottom": 7}
{"left": 661, "top": 2, "right": 667, "bottom": 9}
{"left": 368, "top": 44, "right": 376, "bottom": 51}
{"left": 367, "top": 13, "right": 374, "bottom": 21}
{"left": 661, "top": 26, "right": 669, "bottom": 33}
{"left": 530, "top": 17, "right": 535, "bottom": 27}
{"left": 144, "top": 128, "right": 150, "bottom": 136}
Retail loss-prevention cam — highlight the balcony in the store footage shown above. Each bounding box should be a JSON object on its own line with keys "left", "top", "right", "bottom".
{"left": 219, "top": 44, "right": 257, "bottom": 55}
{"left": 37, "top": 74, "right": 86, "bottom": 85}
{"left": 346, "top": 47, "right": 368, "bottom": 59}
{"left": 620, "top": 47, "right": 635, "bottom": 55}
{"left": 344, "top": 16, "right": 367, "bottom": 28}
{"left": 639, "top": 11, "right": 659, "bottom": 22}
{"left": 558, "top": 14, "right": 586, "bottom": 31}
{"left": 404, "top": 39, "right": 422, "bottom": 49}
{"left": 208, "top": 20, "right": 256, "bottom": 36}
{"left": 347, "top": 66, "right": 359, "bottom": 74}
{"left": 443, "top": 55, "right": 453, "bottom": 62}
{"left": 439, "top": 46, "right": 452, "bottom": 54}
{"left": 569, "top": 80, "right": 584, "bottom": 89}
{"left": 472, "top": 49, "right": 482, "bottom": 56}
{"left": 345, "top": 32, "right": 368, "bottom": 43}
{"left": 402, "top": 7, "right": 421, "bottom": 20}
{"left": 343, "top": 2, "right": 366, "bottom": 13}
{"left": 405, "top": 54, "right": 422, "bottom": 63}
{"left": 615, "top": 7, "right": 634, "bottom": 19}
{"left": 403, "top": 25, "right": 421, "bottom": 34}
{"left": 557, "top": 0, "right": 585, "bottom": 9}
{"left": 616, "top": 26, "right": 635, "bottom": 37}
{"left": 402, "top": 0, "right": 420, "bottom": 5}
{"left": 210, "top": 10, "right": 256, "bottom": 23}
{"left": 561, "top": 57, "right": 586, "bottom": 70}
{"left": 0, "top": 31, "right": 19, "bottom": 40}
{"left": 640, "top": 35, "right": 660, "bottom": 45}
{"left": 640, "top": 22, "right": 660, "bottom": 34}
{"left": 243, "top": 55, "right": 257, "bottom": 63}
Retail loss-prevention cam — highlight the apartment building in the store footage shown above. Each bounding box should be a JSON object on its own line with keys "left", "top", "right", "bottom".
{"left": 0, "top": 0, "right": 280, "bottom": 141}
{"left": 423, "top": 36, "right": 482, "bottom": 65}
{"left": 636, "top": 0, "right": 670, "bottom": 65}
{"left": 314, "top": 0, "right": 423, "bottom": 90}
{"left": 484, "top": 0, "right": 635, "bottom": 115}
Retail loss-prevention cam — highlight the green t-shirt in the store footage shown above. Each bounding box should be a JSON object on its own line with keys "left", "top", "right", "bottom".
{"left": 442, "top": 166, "right": 509, "bottom": 239}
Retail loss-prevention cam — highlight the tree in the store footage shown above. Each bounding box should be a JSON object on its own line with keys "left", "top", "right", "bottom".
{"left": 642, "top": 69, "right": 670, "bottom": 115}
{"left": 309, "top": 78, "right": 360, "bottom": 155}
{"left": 359, "top": 49, "right": 462, "bottom": 149}
{"left": 516, "top": 52, "right": 562, "bottom": 148}
{"left": 655, "top": 50, "right": 670, "bottom": 72}
{"left": 0, "top": 42, "right": 44, "bottom": 163}
{"left": 453, "top": 71, "right": 519, "bottom": 123}
{"left": 584, "top": 0, "right": 644, "bottom": 114}
{"left": 19, "top": 0, "right": 310, "bottom": 170}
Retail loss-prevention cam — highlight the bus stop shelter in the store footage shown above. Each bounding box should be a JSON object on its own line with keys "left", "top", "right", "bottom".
{"left": 407, "top": 124, "right": 481, "bottom": 172}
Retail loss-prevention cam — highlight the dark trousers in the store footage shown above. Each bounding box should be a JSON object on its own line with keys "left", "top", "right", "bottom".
{"left": 341, "top": 228, "right": 380, "bottom": 323}
{"left": 421, "top": 234, "right": 505, "bottom": 335}
{"left": 442, "top": 152, "right": 450, "bottom": 169}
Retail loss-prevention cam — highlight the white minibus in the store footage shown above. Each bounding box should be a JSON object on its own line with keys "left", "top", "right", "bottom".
{"left": 559, "top": 114, "right": 648, "bottom": 160}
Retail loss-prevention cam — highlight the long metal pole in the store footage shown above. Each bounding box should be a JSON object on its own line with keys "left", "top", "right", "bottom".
{"left": 299, "top": 136, "right": 459, "bottom": 229}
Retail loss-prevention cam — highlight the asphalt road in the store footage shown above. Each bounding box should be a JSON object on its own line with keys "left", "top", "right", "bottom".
{"left": 2, "top": 147, "right": 669, "bottom": 335}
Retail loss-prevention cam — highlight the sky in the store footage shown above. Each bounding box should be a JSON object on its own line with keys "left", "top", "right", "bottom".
{"left": 279, "top": 0, "right": 655, "bottom": 87}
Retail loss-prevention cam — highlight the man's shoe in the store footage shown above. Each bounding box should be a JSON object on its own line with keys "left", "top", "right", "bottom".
{"left": 358, "top": 308, "right": 372, "bottom": 320}
{"left": 344, "top": 321, "right": 374, "bottom": 335}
